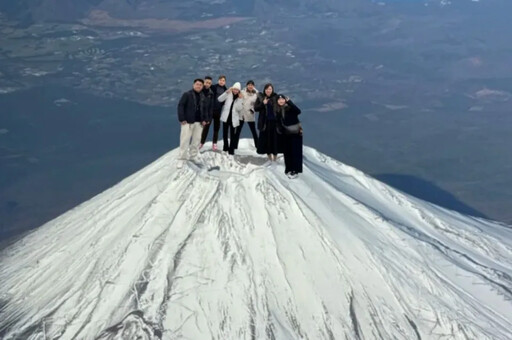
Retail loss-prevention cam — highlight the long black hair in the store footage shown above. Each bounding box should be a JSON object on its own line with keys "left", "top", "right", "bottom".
{"left": 263, "top": 83, "right": 276, "bottom": 98}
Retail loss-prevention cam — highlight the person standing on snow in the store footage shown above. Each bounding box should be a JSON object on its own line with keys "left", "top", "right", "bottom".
{"left": 234, "top": 80, "right": 259, "bottom": 149}
{"left": 201, "top": 75, "right": 227, "bottom": 151}
{"left": 199, "top": 76, "right": 214, "bottom": 150}
{"left": 176, "top": 78, "right": 208, "bottom": 168}
{"left": 275, "top": 94, "right": 303, "bottom": 178}
{"left": 218, "top": 82, "right": 243, "bottom": 155}
{"left": 255, "top": 83, "right": 280, "bottom": 162}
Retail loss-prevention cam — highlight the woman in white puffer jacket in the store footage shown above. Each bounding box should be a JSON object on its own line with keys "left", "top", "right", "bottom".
{"left": 234, "top": 80, "right": 259, "bottom": 149}
{"left": 218, "top": 82, "right": 243, "bottom": 155}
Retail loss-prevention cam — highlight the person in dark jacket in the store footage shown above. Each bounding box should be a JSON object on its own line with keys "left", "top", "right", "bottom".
{"left": 176, "top": 78, "right": 208, "bottom": 168}
{"left": 199, "top": 76, "right": 214, "bottom": 149}
{"left": 201, "top": 75, "right": 227, "bottom": 151}
{"left": 275, "top": 94, "right": 303, "bottom": 178}
{"left": 254, "top": 83, "right": 280, "bottom": 161}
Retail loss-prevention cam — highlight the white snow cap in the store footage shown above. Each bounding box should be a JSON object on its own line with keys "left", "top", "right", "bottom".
{"left": 232, "top": 82, "right": 241, "bottom": 90}
{"left": 1, "top": 140, "right": 511, "bottom": 339}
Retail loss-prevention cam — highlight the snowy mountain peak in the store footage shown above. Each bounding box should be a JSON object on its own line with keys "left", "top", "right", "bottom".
{"left": 1, "top": 140, "right": 511, "bottom": 339}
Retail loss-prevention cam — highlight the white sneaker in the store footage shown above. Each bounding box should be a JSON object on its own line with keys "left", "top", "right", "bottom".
{"left": 289, "top": 172, "right": 299, "bottom": 179}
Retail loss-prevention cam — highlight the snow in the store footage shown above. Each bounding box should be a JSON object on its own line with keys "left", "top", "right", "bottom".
{"left": 1, "top": 139, "right": 511, "bottom": 339}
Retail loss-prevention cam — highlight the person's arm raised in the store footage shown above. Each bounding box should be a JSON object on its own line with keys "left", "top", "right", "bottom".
{"left": 217, "top": 89, "right": 230, "bottom": 102}
{"left": 254, "top": 95, "right": 265, "bottom": 111}
{"left": 287, "top": 99, "right": 301, "bottom": 115}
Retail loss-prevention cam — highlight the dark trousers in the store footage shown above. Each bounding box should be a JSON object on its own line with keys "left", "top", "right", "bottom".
{"left": 283, "top": 134, "right": 303, "bottom": 173}
{"left": 201, "top": 111, "right": 221, "bottom": 144}
{"left": 234, "top": 120, "right": 258, "bottom": 149}
{"left": 257, "top": 120, "right": 280, "bottom": 156}
{"left": 223, "top": 116, "right": 237, "bottom": 155}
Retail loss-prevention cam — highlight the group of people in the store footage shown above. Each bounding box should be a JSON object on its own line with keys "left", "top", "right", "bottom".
{"left": 177, "top": 76, "right": 303, "bottom": 178}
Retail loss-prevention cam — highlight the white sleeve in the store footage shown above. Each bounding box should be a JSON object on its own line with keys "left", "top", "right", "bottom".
{"left": 218, "top": 91, "right": 228, "bottom": 102}
{"left": 234, "top": 98, "right": 243, "bottom": 112}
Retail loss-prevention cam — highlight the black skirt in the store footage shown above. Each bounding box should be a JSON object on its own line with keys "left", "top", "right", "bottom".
{"left": 283, "top": 133, "right": 303, "bottom": 173}
{"left": 257, "top": 120, "right": 282, "bottom": 155}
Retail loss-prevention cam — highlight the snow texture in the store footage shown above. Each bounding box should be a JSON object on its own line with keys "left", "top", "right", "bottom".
{"left": 1, "top": 140, "right": 511, "bottom": 340}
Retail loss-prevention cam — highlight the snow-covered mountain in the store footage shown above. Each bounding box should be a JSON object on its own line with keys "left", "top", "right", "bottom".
{"left": 1, "top": 140, "right": 511, "bottom": 339}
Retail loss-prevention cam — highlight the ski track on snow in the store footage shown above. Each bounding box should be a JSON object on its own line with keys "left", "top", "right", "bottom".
{"left": 1, "top": 139, "right": 511, "bottom": 340}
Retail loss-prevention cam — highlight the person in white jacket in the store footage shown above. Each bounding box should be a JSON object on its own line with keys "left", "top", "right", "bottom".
{"left": 234, "top": 80, "right": 259, "bottom": 149}
{"left": 218, "top": 82, "right": 243, "bottom": 155}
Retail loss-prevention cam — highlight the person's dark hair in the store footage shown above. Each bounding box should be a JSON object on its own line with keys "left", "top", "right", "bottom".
{"left": 246, "top": 80, "right": 255, "bottom": 86}
{"left": 218, "top": 75, "right": 226, "bottom": 80}
{"left": 205, "top": 76, "right": 212, "bottom": 81}
{"left": 263, "top": 83, "right": 275, "bottom": 97}
{"left": 194, "top": 78, "right": 204, "bottom": 84}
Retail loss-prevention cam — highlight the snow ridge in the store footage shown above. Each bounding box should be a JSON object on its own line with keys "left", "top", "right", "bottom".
{"left": 1, "top": 140, "right": 511, "bottom": 340}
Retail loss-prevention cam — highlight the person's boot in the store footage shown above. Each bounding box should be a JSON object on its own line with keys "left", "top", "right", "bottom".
{"left": 199, "top": 143, "right": 204, "bottom": 149}
{"left": 190, "top": 154, "right": 201, "bottom": 165}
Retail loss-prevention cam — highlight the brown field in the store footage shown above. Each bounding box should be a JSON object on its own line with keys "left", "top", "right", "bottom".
{"left": 81, "top": 10, "right": 248, "bottom": 32}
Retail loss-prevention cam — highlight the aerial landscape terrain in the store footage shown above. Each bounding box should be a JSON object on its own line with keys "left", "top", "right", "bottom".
{"left": 1, "top": 0, "right": 512, "bottom": 237}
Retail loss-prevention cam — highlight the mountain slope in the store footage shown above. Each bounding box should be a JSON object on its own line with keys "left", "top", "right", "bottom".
{"left": 1, "top": 140, "right": 511, "bottom": 339}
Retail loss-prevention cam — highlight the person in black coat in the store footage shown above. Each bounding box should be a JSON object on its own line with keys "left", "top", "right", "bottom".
{"left": 176, "top": 78, "right": 208, "bottom": 168}
{"left": 201, "top": 75, "right": 227, "bottom": 150}
{"left": 199, "top": 76, "right": 214, "bottom": 149}
{"left": 254, "top": 83, "right": 281, "bottom": 161}
{"left": 275, "top": 94, "right": 303, "bottom": 178}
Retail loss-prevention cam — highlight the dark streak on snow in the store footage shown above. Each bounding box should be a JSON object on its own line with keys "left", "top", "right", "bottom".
{"left": 405, "top": 314, "right": 422, "bottom": 340}
{"left": 349, "top": 292, "right": 362, "bottom": 340}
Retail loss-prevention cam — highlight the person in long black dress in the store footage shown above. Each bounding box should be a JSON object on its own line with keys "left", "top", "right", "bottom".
{"left": 254, "top": 83, "right": 280, "bottom": 162}
{"left": 275, "top": 94, "right": 303, "bottom": 178}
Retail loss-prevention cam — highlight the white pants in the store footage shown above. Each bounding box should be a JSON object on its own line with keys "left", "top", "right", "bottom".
{"left": 179, "top": 122, "right": 203, "bottom": 160}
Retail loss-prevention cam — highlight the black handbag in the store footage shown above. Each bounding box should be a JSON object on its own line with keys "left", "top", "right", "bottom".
{"left": 282, "top": 122, "right": 301, "bottom": 134}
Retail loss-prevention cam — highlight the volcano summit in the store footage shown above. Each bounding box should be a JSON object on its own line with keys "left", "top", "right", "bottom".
{"left": 1, "top": 140, "right": 511, "bottom": 339}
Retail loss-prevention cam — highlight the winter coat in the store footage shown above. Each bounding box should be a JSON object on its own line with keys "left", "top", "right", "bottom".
{"left": 254, "top": 93, "right": 278, "bottom": 131}
{"left": 276, "top": 100, "right": 301, "bottom": 133}
{"left": 211, "top": 84, "right": 228, "bottom": 113}
{"left": 240, "top": 88, "right": 259, "bottom": 122}
{"left": 177, "top": 89, "right": 208, "bottom": 124}
{"left": 218, "top": 90, "right": 243, "bottom": 128}
{"left": 202, "top": 87, "right": 214, "bottom": 121}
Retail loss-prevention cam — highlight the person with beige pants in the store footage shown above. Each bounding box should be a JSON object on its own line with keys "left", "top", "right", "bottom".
{"left": 178, "top": 122, "right": 204, "bottom": 161}
{"left": 177, "top": 79, "right": 209, "bottom": 168}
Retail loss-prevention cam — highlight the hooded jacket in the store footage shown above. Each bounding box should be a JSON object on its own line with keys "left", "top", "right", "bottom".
{"left": 218, "top": 90, "right": 243, "bottom": 127}
{"left": 240, "top": 87, "right": 259, "bottom": 122}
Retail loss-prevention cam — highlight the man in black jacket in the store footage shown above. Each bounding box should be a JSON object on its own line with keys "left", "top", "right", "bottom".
{"left": 199, "top": 76, "right": 214, "bottom": 149}
{"left": 200, "top": 75, "right": 227, "bottom": 151}
{"left": 177, "top": 78, "right": 208, "bottom": 168}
